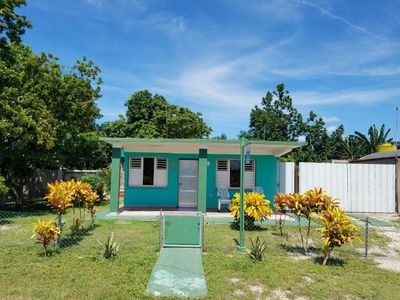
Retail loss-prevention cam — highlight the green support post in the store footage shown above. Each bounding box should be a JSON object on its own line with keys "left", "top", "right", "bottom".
{"left": 198, "top": 148, "right": 208, "bottom": 213}
{"left": 110, "top": 147, "right": 122, "bottom": 213}
{"left": 237, "top": 138, "right": 246, "bottom": 252}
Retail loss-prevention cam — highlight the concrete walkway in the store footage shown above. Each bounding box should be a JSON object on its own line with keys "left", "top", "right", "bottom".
{"left": 147, "top": 248, "right": 207, "bottom": 298}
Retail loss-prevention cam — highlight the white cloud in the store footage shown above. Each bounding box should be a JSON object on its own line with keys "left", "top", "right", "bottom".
{"left": 323, "top": 116, "right": 340, "bottom": 123}
{"left": 292, "top": 88, "right": 400, "bottom": 106}
{"left": 86, "top": 0, "right": 103, "bottom": 9}
{"left": 326, "top": 126, "right": 337, "bottom": 133}
{"left": 293, "top": 0, "right": 386, "bottom": 41}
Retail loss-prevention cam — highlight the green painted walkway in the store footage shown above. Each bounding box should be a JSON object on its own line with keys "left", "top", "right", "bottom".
{"left": 350, "top": 213, "right": 392, "bottom": 227}
{"left": 147, "top": 248, "right": 207, "bottom": 298}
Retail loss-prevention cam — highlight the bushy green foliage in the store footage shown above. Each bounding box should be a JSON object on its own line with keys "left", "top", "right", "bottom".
{"left": 99, "top": 90, "right": 212, "bottom": 139}
{"left": 80, "top": 174, "right": 105, "bottom": 198}
{"left": 0, "top": 176, "right": 9, "bottom": 198}
{"left": 99, "top": 165, "right": 112, "bottom": 194}
{"left": 245, "top": 83, "right": 393, "bottom": 161}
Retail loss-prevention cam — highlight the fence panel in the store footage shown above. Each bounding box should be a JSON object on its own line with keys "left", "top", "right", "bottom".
{"left": 278, "top": 162, "right": 295, "bottom": 194}
{"left": 299, "top": 162, "right": 396, "bottom": 213}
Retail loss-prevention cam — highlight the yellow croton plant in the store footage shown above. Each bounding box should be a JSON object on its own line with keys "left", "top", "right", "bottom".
{"left": 230, "top": 192, "right": 273, "bottom": 221}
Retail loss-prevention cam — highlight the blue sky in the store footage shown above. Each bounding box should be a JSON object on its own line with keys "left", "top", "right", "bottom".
{"left": 20, "top": 0, "right": 400, "bottom": 139}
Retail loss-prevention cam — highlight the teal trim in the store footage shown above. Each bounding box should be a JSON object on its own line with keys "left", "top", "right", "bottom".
{"left": 198, "top": 149, "right": 208, "bottom": 213}
{"left": 110, "top": 148, "right": 122, "bottom": 213}
{"left": 100, "top": 137, "right": 306, "bottom": 147}
{"left": 122, "top": 152, "right": 278, "bottom": 208}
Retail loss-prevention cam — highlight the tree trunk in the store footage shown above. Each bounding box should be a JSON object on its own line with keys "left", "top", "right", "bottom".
{"left": 55, "top": 212, "right": 62, "bottom": 250}
{"left": 305, "top": 218, "right": 311, "bottom": 252}
{"left": 297, "top": 216, "right": 305, "bottom": 252}
{"left": 322, "top": 253, "right": 330, "bottom": 266}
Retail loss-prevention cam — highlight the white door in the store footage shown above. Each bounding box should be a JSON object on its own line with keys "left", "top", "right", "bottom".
{"left": 178, "top": 160, "right": 198, "bottom": 208}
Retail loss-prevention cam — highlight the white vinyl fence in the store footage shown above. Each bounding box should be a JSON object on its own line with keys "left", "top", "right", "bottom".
{"left": 299, "top": 162, "right": 396, "bottom": 213}
{"left": 278, "top": 162, "right": 295, "bottom": 194}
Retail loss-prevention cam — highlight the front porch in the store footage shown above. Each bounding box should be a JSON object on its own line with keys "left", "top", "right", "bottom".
{"left": 99, "top": 206, "right": 296, "bottom": 225}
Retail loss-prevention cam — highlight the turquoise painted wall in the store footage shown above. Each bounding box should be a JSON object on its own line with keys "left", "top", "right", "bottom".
{"left": 123, "top": 152, "right": 278, "bottom": 208}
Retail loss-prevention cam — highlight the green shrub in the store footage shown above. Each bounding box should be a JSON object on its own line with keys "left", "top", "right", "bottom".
{"left": 249, "top": 236, "right": 268, "bottom": 261}
{"left": 0, "top": 176, "right": 9, "bottom": 198}
{"left": 80, "top": 174, "right": 104, "bottom": 198}
{"left": 100, "top": 232, "right": 119, "bottom": 259}
{"left": 99, "top": 165, "right": 112, "bottom": 194}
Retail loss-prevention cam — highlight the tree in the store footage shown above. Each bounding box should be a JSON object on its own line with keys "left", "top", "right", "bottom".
{"left": 342, "top": 135, "right": 365, "bottom": 160}
{"left": 354, "top": 124, "right": 392, "bottom": 155}
{"left": 0, "top": 44, "right": 103, "bottom": 202}
{"left": 326, "top": 125, "right": 348, "bottom": 160}
{"left": 290, "top": 111, "right": 330, "bottom": 162}
{"left": 100, "top": 90, "right": 212, "bottom": 139}
{"left": 248, "top": 83, "right": 303, "bottom": 141}
{"left": 0, "top": 0, "right": 31, "bottom": 44}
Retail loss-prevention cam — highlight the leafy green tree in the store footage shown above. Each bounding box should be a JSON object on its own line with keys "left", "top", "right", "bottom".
{"left": 353, "top": 124, "right": 392, "bottom": 155}
{"left": 101, "top": 90, "right": 212, "bottom": 138}
{"left": 0, "top": 44, "right": 103, "bottom": 202}
{"left": 290, "top": 111, "right": 330, "bottom": 162}
{"left": 326, "top": 125, "right": 347, "bottom": 160}
{"left": 248, "top": 83, "right": 303, "bottom": 141}
{"left": 342, "top": 135, "right": 365, "bottom": 160}
{"left": 0, "top": 0, "right": 31, "bottom": 44}
{"left": 100, "top": 115, "right": 133, "bottom": 138}
{"left": 0, "top": 176, "right": 8, "bottom": 198}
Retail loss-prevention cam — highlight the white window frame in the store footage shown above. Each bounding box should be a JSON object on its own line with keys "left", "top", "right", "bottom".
{"left": 216, "top": 159, "right": 255, "bottom": 189}
{"left": 128, "top": 156, "right": 168, "bottom": 188}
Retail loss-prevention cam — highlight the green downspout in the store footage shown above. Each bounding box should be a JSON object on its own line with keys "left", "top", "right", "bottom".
{"left": 198, "top": 148, "right": 208, "bottom": 213}
{"left": 110, "top": 147, "right": 122, "bottom": 213}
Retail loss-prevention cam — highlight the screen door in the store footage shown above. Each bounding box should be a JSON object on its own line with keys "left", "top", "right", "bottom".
{"left": 178, "top": 160, "right": 198, "bottom": 208}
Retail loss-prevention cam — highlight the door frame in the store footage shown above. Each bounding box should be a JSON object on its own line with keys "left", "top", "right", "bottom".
{"left": 178, "top": 159, "right": 199, "bottom": 208}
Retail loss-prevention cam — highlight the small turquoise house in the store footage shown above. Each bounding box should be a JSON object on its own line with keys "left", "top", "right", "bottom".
{"left": 102, "top": 138, "right": 304, "bottom": 213}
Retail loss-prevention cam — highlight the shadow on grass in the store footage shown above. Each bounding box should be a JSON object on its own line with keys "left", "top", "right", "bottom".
{"left": 0, "top": 204, "right": 51, "bottom": 225}
{"left": 229, "top": 222, "right": 269, "bottom": 232}
{"left": 280, "top": 244, "right": 320, "bottom": 255}
{"left": 271, "top": 231, "right": 289, "bottom": 238}
{"left": 313, "top": 256, "right": 347, "bottom": 267}
{"left": 0, "top": 219, "right": 13, "bottom": 225}
{"left": 0, "top": 201, "right": 53, "bottom": 222}
{"left": 60, "top": 224, "right": 100, "bottom": 249}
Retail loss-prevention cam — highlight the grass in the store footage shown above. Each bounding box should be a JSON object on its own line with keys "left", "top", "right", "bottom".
{"left": 1, "top": 208, "right": 400, "bottom": 299}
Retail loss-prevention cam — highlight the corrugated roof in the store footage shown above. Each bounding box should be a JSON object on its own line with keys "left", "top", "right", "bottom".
{"left": 359, "top": 150, "right": 400, "bottom": 160}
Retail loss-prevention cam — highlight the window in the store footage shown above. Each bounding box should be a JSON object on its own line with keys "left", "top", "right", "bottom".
{"left": 230, "top": 160, "right": 240, "bottom": 188}
{"left": 216, "top": 159, "right": 255, "bottom": 189}
{"left": 128, "top": 157, "right": 168, "bottom": 187}
{"left": 143, "top": 158, "right": 154, "bottom": 185}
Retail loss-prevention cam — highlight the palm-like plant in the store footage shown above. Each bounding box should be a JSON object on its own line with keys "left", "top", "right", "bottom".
{"left": 354, "top": 124, "right": 393, "bottom": 154}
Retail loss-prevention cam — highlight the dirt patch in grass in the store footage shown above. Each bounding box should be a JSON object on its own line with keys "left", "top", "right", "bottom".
{"left": 0, "top": 225, "right": 19, "bottom": 231}
{"left": 266, "top": 289, "right": 310, "bottom": 300}
{"left": 233, "top": 289, "right": 245, "bottom": 296}
{"left": 368, "top": 226, "right": 400, "bottom": 272}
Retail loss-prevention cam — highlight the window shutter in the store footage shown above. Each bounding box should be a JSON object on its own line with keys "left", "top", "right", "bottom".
{"left": 129, "top": 157, "right": 143, "bottom": 186}
{"left": 216, "top": 159, "right": 229, "bottom": 187}
{"left": 154, "top": 158, "right": 168, "bottom": 187}
{"left": 156, "top": 158, "right": 167, "bottom": 169}
{"left": 244, "top": 159, "right": 255, "bottom": 188}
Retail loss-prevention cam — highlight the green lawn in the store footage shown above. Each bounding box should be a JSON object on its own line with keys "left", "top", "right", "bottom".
{"left": 1, "top": 208, "right": 400, "bottom": 299}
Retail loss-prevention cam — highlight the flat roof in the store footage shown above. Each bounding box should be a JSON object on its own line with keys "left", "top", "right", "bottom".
{"left": 100, "top": 137, "right": 305, "bottom": 157}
